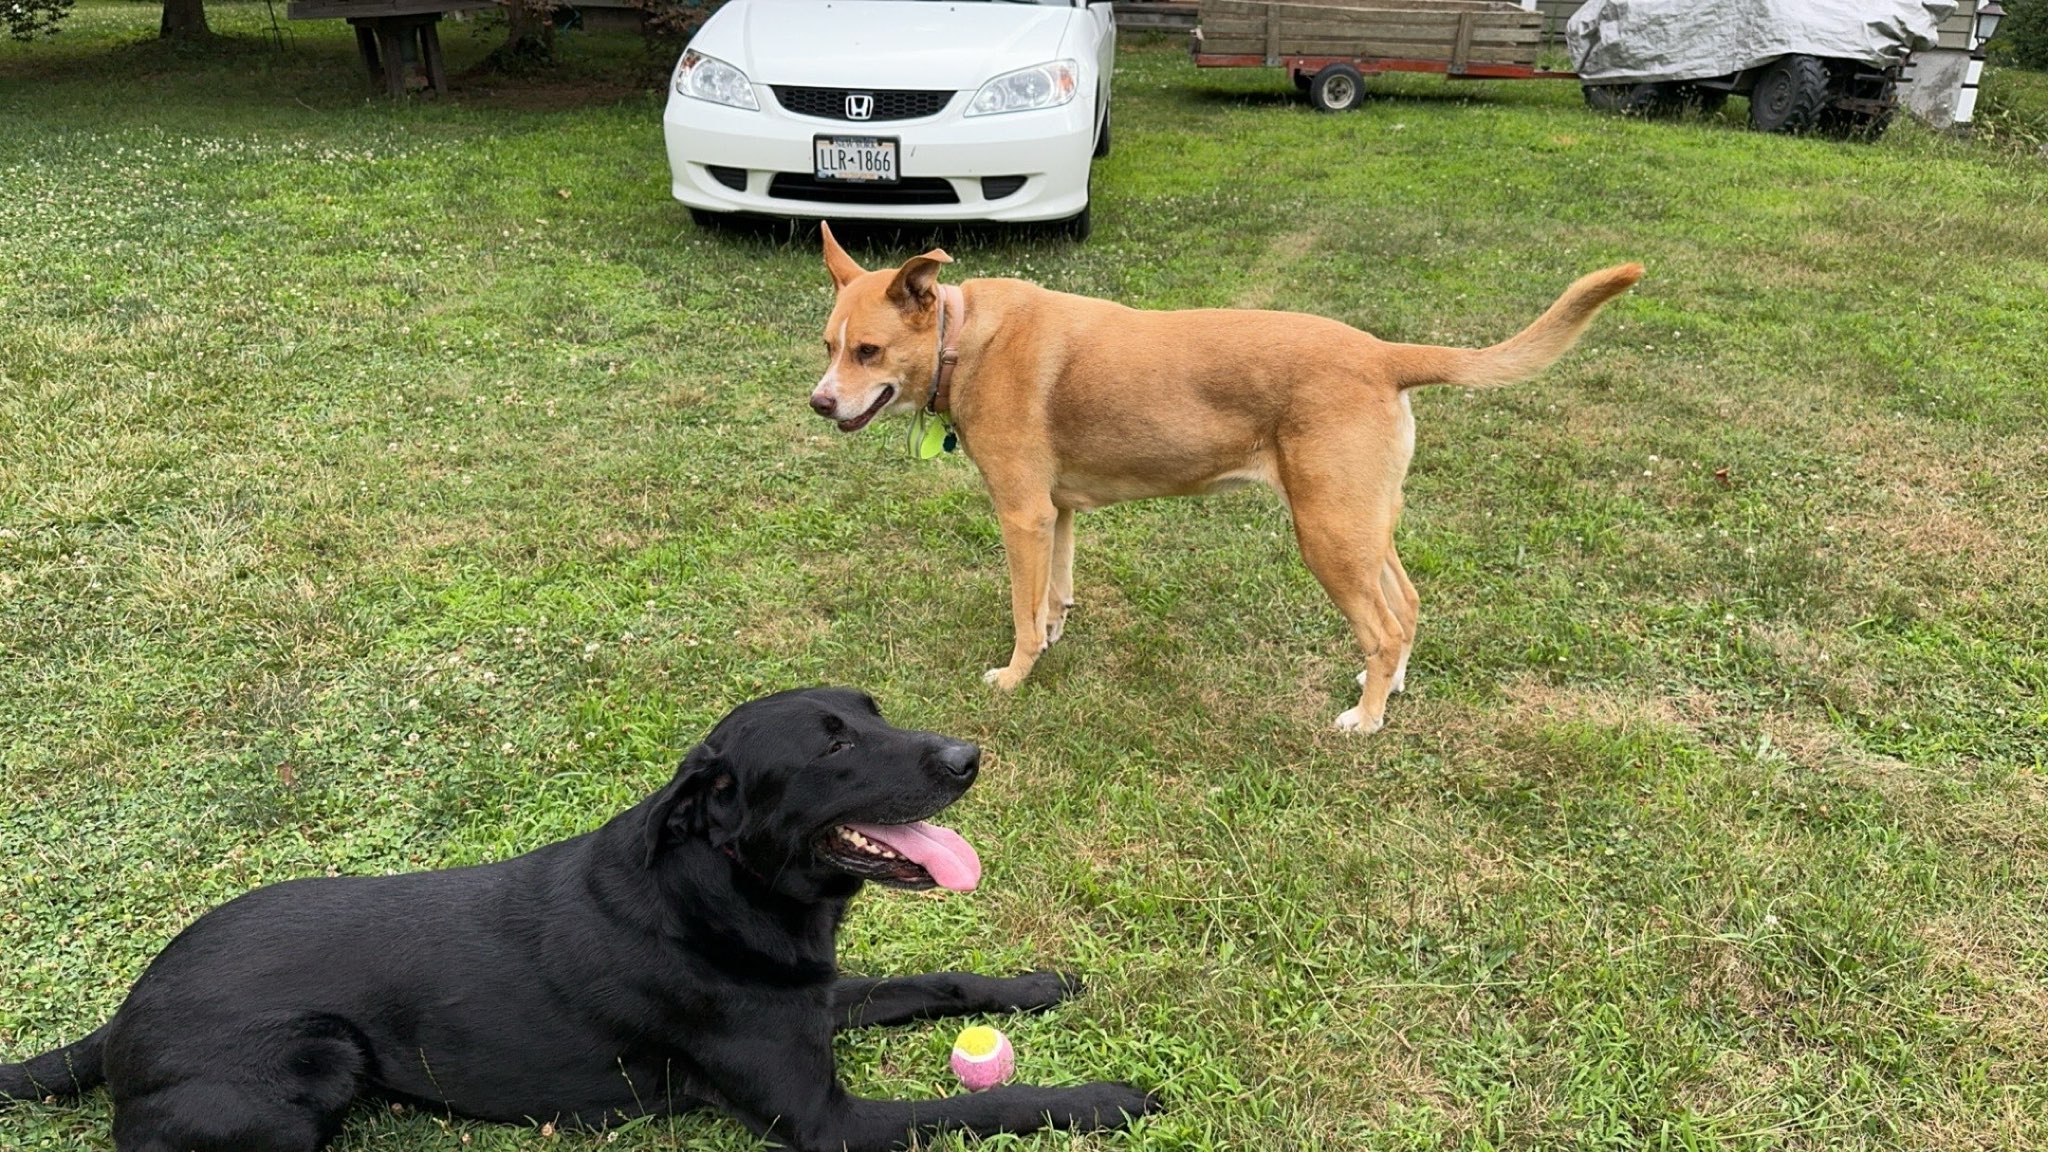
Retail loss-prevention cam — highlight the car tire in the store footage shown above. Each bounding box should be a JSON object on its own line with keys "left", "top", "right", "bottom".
{"left": 1308, "top": 64, "right": 1366, "bottom": 113}
{"left": 1093, "top": 109, "right": 1111, "bottom": 158}
{"left": 1747, "top": 55, "right": 1828, "bottom": 134}
{"left": 1056, "top": 201, "right": 1092, "bottom": 241}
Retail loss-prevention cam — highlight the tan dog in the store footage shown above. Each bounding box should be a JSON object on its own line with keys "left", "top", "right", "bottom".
{"left": 810, "top": 223, "right": 1642, "bottom": 732}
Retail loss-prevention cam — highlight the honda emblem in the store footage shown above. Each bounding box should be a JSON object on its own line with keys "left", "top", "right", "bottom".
{"left": 846, "top": 93, "right": 874, "bottom": 120}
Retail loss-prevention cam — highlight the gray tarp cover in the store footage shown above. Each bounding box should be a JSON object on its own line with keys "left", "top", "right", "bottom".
{"left": 1568, "top": 0, "right": 1956, "bottom": 84}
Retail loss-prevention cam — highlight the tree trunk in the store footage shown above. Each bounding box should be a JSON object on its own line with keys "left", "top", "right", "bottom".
{"left": 159, "top": 0, "right": 209, "bottom": 38}
{"left": 480, "top": 0, "right": 555, "bottom": 71}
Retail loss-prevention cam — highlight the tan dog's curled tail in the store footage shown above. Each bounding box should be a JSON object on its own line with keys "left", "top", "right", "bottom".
{"left": 1387, "top": 263, "right": 1645, "bottom": 390}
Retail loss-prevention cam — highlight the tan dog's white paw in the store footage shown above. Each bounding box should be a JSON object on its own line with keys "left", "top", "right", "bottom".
{"left": 984, "top": 667, "right": 1027, "bottom": 691}
{"left": 1333, "top": 707, "right": 1384, "bottom": 734}
{"left": 1046, "top": 602, "right": 1074, "bottom": 646}
{"left": 1392, "top": 654, "right": 1409, "bottom": 695}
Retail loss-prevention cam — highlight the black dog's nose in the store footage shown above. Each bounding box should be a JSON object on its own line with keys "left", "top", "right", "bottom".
{"left": 935, "top": 741, "right": 980, "bottom": 781}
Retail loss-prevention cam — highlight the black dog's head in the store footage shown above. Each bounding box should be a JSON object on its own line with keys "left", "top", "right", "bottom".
{"left": 642, "top": 688, "right": 982, "bottom": 900}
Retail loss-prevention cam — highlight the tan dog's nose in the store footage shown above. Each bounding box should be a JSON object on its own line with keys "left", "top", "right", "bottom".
{"left": 809, "top": 389, "right": 836, "bottom": 417}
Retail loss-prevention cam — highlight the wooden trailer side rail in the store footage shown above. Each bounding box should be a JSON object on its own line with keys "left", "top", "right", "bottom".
{"left": 1191, "top": 0, "right": 1568, "bottom": 76}
{"left": 1191, "top": 50, "right": 1576, "bottom": 80}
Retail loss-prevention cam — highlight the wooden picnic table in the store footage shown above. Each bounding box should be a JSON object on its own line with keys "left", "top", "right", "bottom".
{"left": 287, "top": 0, "right": 495, "bottom": 97}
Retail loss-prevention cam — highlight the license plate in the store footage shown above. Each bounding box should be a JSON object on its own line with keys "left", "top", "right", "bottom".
{"left": 814, "top": 136, "right": 898, "bottom": 183}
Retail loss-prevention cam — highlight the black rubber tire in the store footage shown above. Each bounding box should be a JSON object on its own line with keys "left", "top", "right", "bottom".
{"left": 1582, "top": 83, "right": 1625, "bottom": 113}
{"left": 1619, "top": 81, "right": 1686, "bottom": 118}
{"left": 1309, "top": 63, "right": 1366, "bottom": 113}
{"left": 1093, "top": 108, "right": 1111, "bottom": 158}
{"left": 1056, "top": 201, "right": 1092, "bottom": 242}
{"left": 1819, "top": 105, "right": 1895, "bottom": 140}
{"left": 1747, "top": 55, "right": 1828, "bottom": 134}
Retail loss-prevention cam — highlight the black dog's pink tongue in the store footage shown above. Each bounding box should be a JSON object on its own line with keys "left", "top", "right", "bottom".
{"left": 843, "top": 821, "right": 982, "bottom": 892}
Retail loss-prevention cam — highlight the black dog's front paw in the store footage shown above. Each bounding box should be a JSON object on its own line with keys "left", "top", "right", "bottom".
{"left": 1063, "top": 1082, "right": 1162, "bottom": 1131}
{"left": 1000, "top": 970, "right": 1083, "bottom": 1012}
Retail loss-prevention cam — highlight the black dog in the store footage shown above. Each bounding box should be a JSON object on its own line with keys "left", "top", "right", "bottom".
{"left": 1, "top": 688, "right": 1156, "bottom": 1151}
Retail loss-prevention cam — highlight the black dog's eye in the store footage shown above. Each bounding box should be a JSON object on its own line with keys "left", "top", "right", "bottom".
{"left": 855, "top": 343, "right": 881, "bottom": 363}
{"left": 822, "top": 739, "right": 853, "bottom": 757}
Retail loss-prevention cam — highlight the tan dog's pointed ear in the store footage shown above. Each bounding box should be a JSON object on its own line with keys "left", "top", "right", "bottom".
{"left": 821, "top": 222, "right": 866, "bottom": 289}
{"left": 885, "top": 248, "right": 953, "bottom": 314}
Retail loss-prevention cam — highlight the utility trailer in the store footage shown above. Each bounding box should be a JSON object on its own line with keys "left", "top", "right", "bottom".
{"left": 1567, "top": 0, "right": 1953, "bottom": 138}
{"left": 1190, "top": 0, "right": 1572, "bottom": 112}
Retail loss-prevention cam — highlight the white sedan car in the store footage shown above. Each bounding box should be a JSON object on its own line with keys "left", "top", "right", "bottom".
{"left": 662, "top": 0, "right": 1115, "bottom": 238}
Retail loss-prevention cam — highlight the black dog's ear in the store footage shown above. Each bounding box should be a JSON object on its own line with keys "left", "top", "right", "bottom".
{"left": 642, "top": 743, "right": 741, "bottom": 867}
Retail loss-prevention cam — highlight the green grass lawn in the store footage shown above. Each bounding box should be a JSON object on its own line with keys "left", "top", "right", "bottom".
{"left": 4, "top": 7, "right": 2046, "bottom": 1149}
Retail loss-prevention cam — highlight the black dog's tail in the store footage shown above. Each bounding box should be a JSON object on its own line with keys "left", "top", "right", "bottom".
{"left": 1, "top": 1021, "right": 110, "bottom": 1104}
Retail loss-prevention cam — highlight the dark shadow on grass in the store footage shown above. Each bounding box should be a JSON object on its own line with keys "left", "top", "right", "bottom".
{"left": 1, "top": 23, "right": 659, "bottom": 114}
{"left": 0, "top": 30, "right": 292, "bottom": 85}
{"left": 688, "top": 214, "right": 1088, "bottom": 257}
{"left": 1177, "top": 77, "right": 1580, "bottom": 114}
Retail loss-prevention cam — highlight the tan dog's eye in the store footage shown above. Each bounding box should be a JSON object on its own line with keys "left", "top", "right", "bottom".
{"left": 856, "top": 344, "right": 881, "bottom": 363}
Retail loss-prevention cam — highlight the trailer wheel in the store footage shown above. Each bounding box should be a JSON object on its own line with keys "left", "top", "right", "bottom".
{"left": 1583, "top": 83, "right": 1625, "bottom": 112}
{"left": 1620, "top": 82, "right": 1686, "bottom": 118}
{"left": 1821, "top": 105, "right": 1894, "bottom": 139}
{"left": 1309, "top": 64, "right": 1366, "bottom": 113}
{"left": 1748, "top": 55, "right": 1828, "bottom": 134}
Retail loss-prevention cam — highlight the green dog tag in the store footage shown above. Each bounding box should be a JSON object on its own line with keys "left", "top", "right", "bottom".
{"left": 914, "top": 416, "right": 949, "bottom": 460}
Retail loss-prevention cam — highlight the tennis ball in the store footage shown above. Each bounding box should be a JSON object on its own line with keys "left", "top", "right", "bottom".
{"left": 949, "top": 1025, "right": 1014, "bottom": 1092}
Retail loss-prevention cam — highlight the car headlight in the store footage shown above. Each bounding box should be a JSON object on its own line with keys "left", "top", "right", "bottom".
{"left": 674, "top": 49, "right": 759, "bottom": 111}
{"left": 966, "top": 60, "right": 1080, "bottom": 117}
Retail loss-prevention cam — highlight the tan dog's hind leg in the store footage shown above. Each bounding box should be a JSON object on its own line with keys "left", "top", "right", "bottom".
{"left": 1380, "top": 542, "right": 1420, "bottom": 694}
{"left": 984, "top": 495, "right": 1059, "bottom": 691}
{"left": 1282, "top": 442, "right": 1406, "bottom": 733}
{"left": 1047, "top": 507, "right": 1077, "bottom": 645}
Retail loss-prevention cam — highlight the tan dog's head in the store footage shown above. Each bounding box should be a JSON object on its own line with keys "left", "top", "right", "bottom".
{"left": 810, "top": 222, "right": 952, "bottom": 433}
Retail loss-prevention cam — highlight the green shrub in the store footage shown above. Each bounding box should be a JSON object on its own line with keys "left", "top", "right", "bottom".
{"left": 4, "top": 0, "right": 74, "bottom": 40}
{"left": 1992, "top": 0, "right": 2048, "bottom": 70}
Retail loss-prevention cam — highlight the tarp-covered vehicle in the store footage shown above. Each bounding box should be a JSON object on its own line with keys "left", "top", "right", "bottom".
{"left": 1569, "top": 0, "right": 1955, "bottom": 136}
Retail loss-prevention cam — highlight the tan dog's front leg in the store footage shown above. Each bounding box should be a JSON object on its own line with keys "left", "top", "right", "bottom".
{"left": 1046, "top": 507, "right": 1077, "bottom": 646}
{"left": 985, "top": 497, "right": 1058, "bottom": 691}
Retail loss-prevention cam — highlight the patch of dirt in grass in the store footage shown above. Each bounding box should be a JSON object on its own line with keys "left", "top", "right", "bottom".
{"left": 1747, "top": 623, "right": 1888, "bottom": 719}
{"left": 734, "top": 612, "right": 826, "bottom": 655}
{"left": 1233, "top": 228, "right": 1320, "bottom": 310}
{"left": 1827, "top": 423, "right": 2043, "bottom": 596}
{"left": 1917, "top": 911, "right": 2048, "bottom": 1061}
{"left": 1760, "top": 713, "right": 2048, "bottom": 863}
{"left": 1498, "top": 676, "right": 1691, "bottom": 731}
{"left": 445, "top": 78, "right": 648, "bottom": 111}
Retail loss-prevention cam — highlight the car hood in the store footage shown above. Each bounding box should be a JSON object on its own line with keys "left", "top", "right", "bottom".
{"left": 692, "top": 0, "right": 1077, "bottom": 90}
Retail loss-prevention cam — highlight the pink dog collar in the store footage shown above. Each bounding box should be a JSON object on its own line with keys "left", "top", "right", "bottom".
{"left": 929, "top": 284, "right": 965, "bottom": 415}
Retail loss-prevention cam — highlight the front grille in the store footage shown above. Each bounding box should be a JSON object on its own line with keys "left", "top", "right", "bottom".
{"left": 705, "top": 165, "right": 747, "bottom": 192}
{"left": 767, "top": 173, "right": 960, "bottom": 206}
{"left": 980, "top": 175, "right": 1027, "bottom": 201}
{"left": 772, "top": 87, "right": 955, "bottom": 122}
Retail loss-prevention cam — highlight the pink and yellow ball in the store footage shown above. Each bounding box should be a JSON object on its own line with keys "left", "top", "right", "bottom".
{"left": 949, "top": 1025, "right": 1014, "bottom": 1092}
